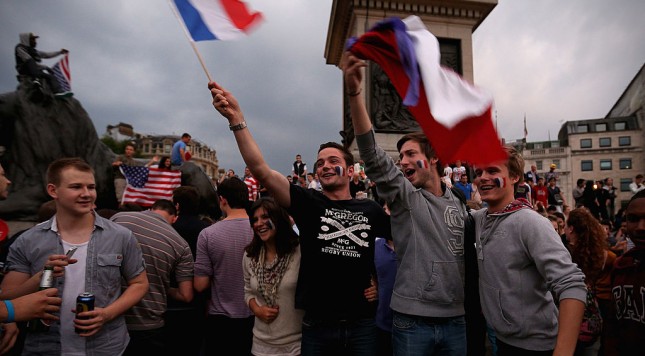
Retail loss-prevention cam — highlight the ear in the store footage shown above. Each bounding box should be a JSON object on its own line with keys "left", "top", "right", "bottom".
{"left": 46, "top": 183, "right": 58, "bottom": 199}
{"left": 429, "top": 157, "right": 439, "bottom": 166}
{"left": 509, "top": 174, "right": 520, "bottom": 186}
{"left": 347, "top": 164, "right": 354, "bottom": 178}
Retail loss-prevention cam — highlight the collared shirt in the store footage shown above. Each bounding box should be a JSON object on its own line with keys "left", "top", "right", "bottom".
{"left": 6, "top": 214, "right": 145, "bottom": 356}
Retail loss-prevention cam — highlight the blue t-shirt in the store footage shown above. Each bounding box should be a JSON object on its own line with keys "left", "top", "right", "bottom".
{"left": 454, "top": 182, "right": 473, "bottom": 200}
{"left": 171, "top": 140, "right": 186, "bottom": 165}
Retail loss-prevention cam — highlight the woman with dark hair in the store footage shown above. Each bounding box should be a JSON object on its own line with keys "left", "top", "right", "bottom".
{"left": 565, "top": 208, "right": 615, "bottom": 355}
{"left": 157, "top": 156, "right": 172, "bottom": 171}
{"left": 243, "top": 197, "right": 303, "bottom": 355}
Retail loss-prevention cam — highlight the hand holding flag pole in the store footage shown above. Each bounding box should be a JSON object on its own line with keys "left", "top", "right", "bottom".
{"left": 167, "top": 0, "right": 264, "bottom": 82}
{"left": 346, "top": 16, "right": 506, "bottom": 166}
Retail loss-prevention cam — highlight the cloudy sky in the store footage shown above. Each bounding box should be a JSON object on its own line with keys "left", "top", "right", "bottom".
{"left": 1, "top": 0, "right": 644, "bottom": 177}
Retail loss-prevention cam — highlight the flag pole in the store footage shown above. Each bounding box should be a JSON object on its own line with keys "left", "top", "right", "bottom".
{"left": 167, "top": 0, "right": 213, "bottom": 82}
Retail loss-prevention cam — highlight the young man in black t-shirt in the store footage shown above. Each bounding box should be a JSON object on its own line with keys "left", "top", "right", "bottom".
{"left": 208, "top": 82, "right": 391, "bottom": 355}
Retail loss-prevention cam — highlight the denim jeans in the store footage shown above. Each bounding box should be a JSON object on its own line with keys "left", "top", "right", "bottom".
{"left": 301, "top": 317, "right": 377, "bottom": 356}
{"left": 392, "top": 311, "right": 467, "bottom": 356}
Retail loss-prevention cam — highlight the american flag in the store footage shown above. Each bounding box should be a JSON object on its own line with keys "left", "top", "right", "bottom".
{"left": 52, "top": 54, "right": 71, "bottom": 92}
{"left": 120, "top": 166, "right": 182, "bottom": 207}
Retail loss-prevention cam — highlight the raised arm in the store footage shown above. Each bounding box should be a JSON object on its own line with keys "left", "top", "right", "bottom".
{"left": 340, "top": 52, "right": 371, "bottom": 135}
{"left": 208, "top": 82, "right": 291, "bottom": 207}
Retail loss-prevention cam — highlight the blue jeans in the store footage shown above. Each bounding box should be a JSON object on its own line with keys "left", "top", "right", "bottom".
{"left": 301, "top": 317, "right": 377, "bottom": 356}
{"left": 392, "top": 311, "right": 466, "bottom": 356}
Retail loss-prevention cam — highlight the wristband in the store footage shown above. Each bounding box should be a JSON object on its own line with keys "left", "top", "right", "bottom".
{"left": 229, "top": 121, "right": 247, "bottom": 131}
{"left": 3, "top": 300, "right": 15, "bottom": 323}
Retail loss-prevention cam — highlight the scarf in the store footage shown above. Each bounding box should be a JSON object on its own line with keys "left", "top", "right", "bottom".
{"left": 250, "top": 246, "right": 293, "bottom": 307}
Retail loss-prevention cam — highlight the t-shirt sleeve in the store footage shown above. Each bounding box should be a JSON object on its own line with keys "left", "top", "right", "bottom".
{"left": 194, "top": 229, "right": 213, "bottom": 276}
{"left": 174, "top": 242, "right": 195, "bottom": 282}
{"left": 121, "top": 230, "right": 146, "bottom": 281}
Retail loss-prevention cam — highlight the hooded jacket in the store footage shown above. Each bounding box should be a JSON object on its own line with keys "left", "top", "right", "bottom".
{"left": 357, "top": 130, "right": 467, "bottom": 318}
{"left": 473, "top": 201, "right": 586, "bottom": 351}
{"left": 15, "top": 32, "right": 63, "bottom": 73}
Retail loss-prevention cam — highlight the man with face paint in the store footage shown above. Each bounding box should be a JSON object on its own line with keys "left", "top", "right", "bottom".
{"left": 342, "top": 53, "right": 471, "bottom": 355}
{"left": 471, "top": 147, "right": 586, "bottom": 355}
{"left": 208, "top": 82, "right": 391, "bottom": 355}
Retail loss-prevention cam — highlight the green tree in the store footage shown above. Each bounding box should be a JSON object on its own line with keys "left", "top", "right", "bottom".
{"left": 100, "top": 136, "right": 132, "bottom": 154}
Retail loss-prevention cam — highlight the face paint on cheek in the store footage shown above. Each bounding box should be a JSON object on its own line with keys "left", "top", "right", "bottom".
{"left": 267, "top": 219, "right": 275, "bottom": 230}
{"left": 334, "top": 166, "right": 344, "bottom": 176}
{"left": 494, "top": 177, "right": 506, "bottom": 188}
{"left": 416, "top": 160, "right": 429, "bottom": 169}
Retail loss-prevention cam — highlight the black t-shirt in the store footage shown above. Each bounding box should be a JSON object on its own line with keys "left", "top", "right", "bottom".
{"left": 288, "top": 184, "right": 391, "bottom": 321}
{"left": 547, "top": 186, "right": 562, "bottom": 205}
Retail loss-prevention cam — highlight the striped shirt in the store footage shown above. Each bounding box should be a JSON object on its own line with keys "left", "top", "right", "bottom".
{"left": 194, "top": 218, "right": 253, "bottom": 318}
{"left": 111, "top": 210, "right": 194, "bottom": 330}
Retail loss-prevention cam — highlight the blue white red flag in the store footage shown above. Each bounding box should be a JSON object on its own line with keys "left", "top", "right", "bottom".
{"left": 120, "top": 166, "right": 182, "bottom": 207}
{"left": 347, "top": 16, "right": 507, "bottom": 166}
{"left": 172, "top": 0, "right": 263, "bottom": 41}
{"left": 51, "top": 54, "right": 71, "bottom": 92}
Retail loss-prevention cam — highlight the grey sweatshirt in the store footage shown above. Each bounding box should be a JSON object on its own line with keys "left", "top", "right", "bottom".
{"left": 473, "top": 206, "right": 587, "bottom": 351}
{"left": 356, "top": 131, "right": 467, "bottom": 317}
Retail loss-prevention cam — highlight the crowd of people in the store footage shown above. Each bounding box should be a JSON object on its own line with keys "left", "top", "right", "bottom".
{"left": 0, "top": 52, "right": 643, "bottom": 356}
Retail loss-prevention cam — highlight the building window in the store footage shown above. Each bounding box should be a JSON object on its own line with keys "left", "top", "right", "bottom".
{"left": 581, "top": 160, "right": 593, "bottom": 171}
{"left": 618, "top": 136, "right": 631, "bottom": 146}
{"left": 619, "top": 158, "right": 632, "bottom": 169}
{"left": 551, "top": 141, "right": 560, "bottom": 148}
{"left": 600, "top": 159, "right": 612, "bottom": 170}
{"left": 580, "top": 139, "right": 592, "bottom": 148}
{"left": 620, "top": 178, "right": 632, "bottom": 192}
{"left": 614, "top": 122, "right": 626, "bottom": 130}
{"left": 536, "top": 160, "right": 543, "bottom": 170}
{"left": 595, "top": 123, "right": 607, "bottom": 132}
{"left": 534, "top": 143, "right": 543, "bottom": 149}
{"left": 599, "top": 137, "right": 611, "bottom": 147}
{"left": 164, "top": 144, "right": 171, "bottom": 153}
{"left": 552, "top": 160, "right": 560, "bottom": 169}
{"left": 577, "top": 124, "right": 588, "bottom": 133}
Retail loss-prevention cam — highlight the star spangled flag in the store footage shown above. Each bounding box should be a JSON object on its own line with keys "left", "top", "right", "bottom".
{"left": 120, "top": 166, "right": 182, "bottom": 207}
{"left": 51, "top": 54, "right": 71, "bottom": 92}
{"left": 347, "top": 16, "right": 507, "bottom": 166}
{"left": 172, "top": 0, "right": 263, "bottom": 41}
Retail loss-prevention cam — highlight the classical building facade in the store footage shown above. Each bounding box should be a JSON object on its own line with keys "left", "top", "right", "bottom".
{"left": 137, "top": 135, "right": 220, "bottom": 179}
{"left": 104, "top": 124, "right": 220, "bottom": 180}
{"left": 522, "top": 63, "right": 645, "bottom": 211}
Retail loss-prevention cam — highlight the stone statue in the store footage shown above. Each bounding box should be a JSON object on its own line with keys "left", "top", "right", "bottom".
{"left": 0, "top": 83, "right": 220, "bottom": 222}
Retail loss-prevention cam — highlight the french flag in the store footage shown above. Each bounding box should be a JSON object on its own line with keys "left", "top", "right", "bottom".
{"left": 347, "top": 16, "right": 507, "bottom": 166}
{"left": 172, "top": 0, "right": 263, "bottom": 41}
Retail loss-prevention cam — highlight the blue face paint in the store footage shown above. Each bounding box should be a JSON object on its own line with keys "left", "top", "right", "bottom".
{"left": 416, "top": 160, "right": 428, "bottom": 169}
{"left": 334, "top": 166, "right": 344, "bottom": 176}
{"left": 267, "top": 219, "right": 275, "bottom": 230}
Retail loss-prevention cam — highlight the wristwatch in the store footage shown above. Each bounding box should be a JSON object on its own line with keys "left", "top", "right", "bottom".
{"left": 229, "top": 121, "right": 247, "bottom": 131}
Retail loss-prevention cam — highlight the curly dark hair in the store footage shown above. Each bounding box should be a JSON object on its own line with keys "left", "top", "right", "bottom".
{"left": 566, "top": 208, "right": 607, "bottom": 283}
{"left": 245, "top": 197, "right": 299, "bottom": 261}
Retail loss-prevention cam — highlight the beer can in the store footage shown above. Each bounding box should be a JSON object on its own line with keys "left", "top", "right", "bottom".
{"left": 75, "top": 292, "right": 95, "bottom": 334}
